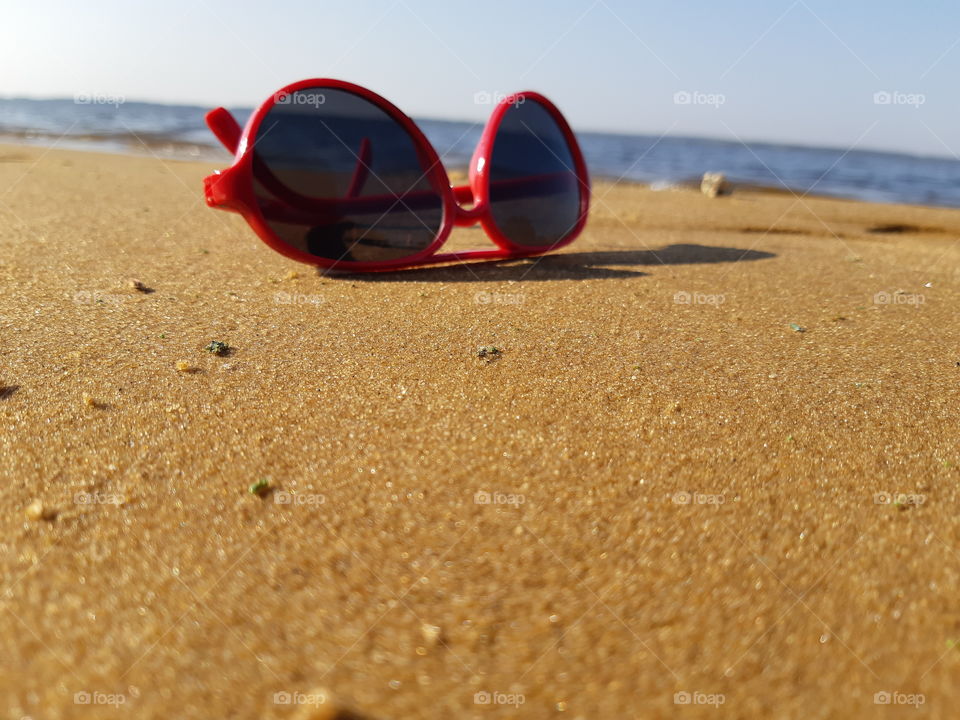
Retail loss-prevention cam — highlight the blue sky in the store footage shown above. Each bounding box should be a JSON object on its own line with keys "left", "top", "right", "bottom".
{"left": 2, "top": 0, "right": 958, "bottom": 157}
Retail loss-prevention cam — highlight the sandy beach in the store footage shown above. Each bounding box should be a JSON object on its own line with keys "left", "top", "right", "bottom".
{"left": 2, "top": 143, "right": 960, "bottom": 719}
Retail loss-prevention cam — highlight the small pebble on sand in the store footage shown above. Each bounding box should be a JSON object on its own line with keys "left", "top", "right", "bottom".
{"left": 477, "top": 346, "right": 502, "bottom": 361}
{"left": 175, "top": 360, "right": 192, "bottom": 372}
{"left": 205, "top": 340, "right": 231, "bottom": 356}
{"left": 249, "top": 478, "right": 271, "bottom": 497}
{"left": 82, "top": 393, "right": 98, "bottom": 407}
{"left": 26, "top": 499, "right": 54, "bottom": 521}
{"left": 421, "top": 623, "right": 443, "bottom": 646}
{"left": 128, "top": 279, "right": 149, "bottom": 293}
{"left": 701, "top": 172, "right": 728, "bottom": 198}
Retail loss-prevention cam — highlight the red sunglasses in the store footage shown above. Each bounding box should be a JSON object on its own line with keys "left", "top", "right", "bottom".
{"left": 203, "top": 79, "right": 590, "bottom": 272}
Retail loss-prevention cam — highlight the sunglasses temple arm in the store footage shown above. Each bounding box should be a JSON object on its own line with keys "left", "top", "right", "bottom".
{"left": 205, "top": 108, "right": 243, "bottom": 154}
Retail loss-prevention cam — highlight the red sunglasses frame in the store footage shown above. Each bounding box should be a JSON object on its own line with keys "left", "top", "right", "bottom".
{"left": 203, "top": 79, "right": 590, "bottom": 272}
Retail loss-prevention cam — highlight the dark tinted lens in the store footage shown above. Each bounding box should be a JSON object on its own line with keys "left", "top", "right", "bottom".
{"left": 488, "top": 99, "right": 582, "bottom": 247}
{"left": 252, "top": 88, "right": 443, "bottom": 263}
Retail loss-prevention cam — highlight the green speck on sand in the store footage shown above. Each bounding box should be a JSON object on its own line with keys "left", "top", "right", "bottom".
{"left": 789, "top": 323, "right": 806, "bottom": 333}
{"left": 477, "top": 345, "right": 502, "bottom": 360}
{"left": 249, "top": 479, "right": 270, "bottom": 496}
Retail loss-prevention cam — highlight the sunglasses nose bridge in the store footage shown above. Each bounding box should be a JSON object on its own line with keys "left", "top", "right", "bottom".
{"left": 451, "top": 201, "right": 485, "bottom": 227}
{"left": 450, "top": 183, "right": 485, "bottom": 227}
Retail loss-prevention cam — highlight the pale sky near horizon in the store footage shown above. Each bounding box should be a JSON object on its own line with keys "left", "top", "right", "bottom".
{"left": 1, "top": 0, "right": 958, "bottom": 158}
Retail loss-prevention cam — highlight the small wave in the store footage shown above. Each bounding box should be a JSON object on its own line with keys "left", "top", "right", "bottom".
{"left": 0, "top": 127, "right": 229, "bottom": 162}
{"left": 649, "top": 180, "right": 682, "bottom": 192}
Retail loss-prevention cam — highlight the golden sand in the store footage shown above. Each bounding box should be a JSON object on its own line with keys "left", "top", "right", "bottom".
{"left": 1, "top": 144, "right": 959, "bottom": 718}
